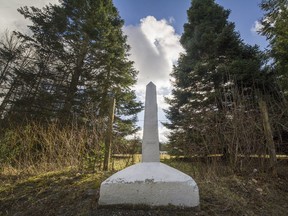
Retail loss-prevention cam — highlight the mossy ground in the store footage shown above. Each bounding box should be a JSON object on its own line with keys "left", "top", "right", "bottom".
{"left": 1, "top": 160, "right": 288, "bottom": 216}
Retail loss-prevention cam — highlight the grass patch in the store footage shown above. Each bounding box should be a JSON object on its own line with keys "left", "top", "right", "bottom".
{"left": 0, "top": 169, "right": 112, "bottom": 216}
{"left": 163, "top": 159, "right": 288, "bottom": 215}
{"left": 1, "top": 160, "right": 288, "bottom": 215}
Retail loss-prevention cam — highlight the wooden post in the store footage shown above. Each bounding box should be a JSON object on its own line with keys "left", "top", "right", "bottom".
{"left": 258, "top": 97, "right": 277, "bottom": 176}
{"left": 103, "top": 97, "right": 116, "bottom": 171}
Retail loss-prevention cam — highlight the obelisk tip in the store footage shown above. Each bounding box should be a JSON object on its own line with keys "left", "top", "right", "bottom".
{"left": 147, "top": 81, "right": 155, "bottom": 87}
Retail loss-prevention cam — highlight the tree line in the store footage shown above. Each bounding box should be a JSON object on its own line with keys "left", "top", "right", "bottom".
{"left": 0, "top": 0, "right": 142, "bottom": 171}
{"left": 165, "top": 0, "right": 288, "bottom": 175}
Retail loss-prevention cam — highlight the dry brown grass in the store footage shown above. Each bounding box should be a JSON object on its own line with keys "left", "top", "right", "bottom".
{"left": 166, "top": 159, "right": 288, "bottom": 216}
{"left": 0, "top": 120, "right": 106, "bottom": 174}
{"left": 1, "top": 159, "right": 288, "bottom": 216}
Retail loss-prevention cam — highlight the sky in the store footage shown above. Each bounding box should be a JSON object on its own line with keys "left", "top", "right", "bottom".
{"left": 113, "top": 0, "right": 268, "bottom": 142}
{"left": 0, "top": 0, "right": 268, "bottom": 142}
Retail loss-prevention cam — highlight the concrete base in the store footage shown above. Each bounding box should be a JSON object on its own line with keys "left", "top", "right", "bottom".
{"left": 98, "top": 162, "right": 199, "bottom": 208}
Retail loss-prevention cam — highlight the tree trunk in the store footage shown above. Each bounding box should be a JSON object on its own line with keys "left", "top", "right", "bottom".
{"left": 103, "top": 97, "right": 116, "bottom": 171}
{"left": 60, "top": 38, "right": 89, "bottom": 121}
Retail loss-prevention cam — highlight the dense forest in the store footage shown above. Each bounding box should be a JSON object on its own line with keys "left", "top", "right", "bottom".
{"left": 0, "top": 0, "right": 287, "bottom": 175}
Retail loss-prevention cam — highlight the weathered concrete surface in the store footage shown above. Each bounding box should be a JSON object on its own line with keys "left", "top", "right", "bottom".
{"left": 142, "top": 82, "right": 160, "bottom": 162}
{"left": 98, "top": 162, "right": 199, "bottom": 208}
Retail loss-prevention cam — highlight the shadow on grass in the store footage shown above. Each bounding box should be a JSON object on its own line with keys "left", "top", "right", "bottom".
{"left": 0, "top": 169, "right": 112, "bottom": 216}
{"left": 1, "top": 161, "right": 288, "bottom": 216}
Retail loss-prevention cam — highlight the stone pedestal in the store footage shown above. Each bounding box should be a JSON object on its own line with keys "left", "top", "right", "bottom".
{"left": 98, "top": 162, "right": 199, "bottom": 208}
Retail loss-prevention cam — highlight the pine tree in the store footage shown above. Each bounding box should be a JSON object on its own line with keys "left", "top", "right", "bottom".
{"left": 260, "top": 0, "right": 288, "bottom": 93}
{"left": 165, "top": 0, "right": 269, "bottom": 159}
{"left": 0, "top": 0, "right": 142, "bottom": 136}
{"left": 259, "top": 0, "right": 288, "bottom": 161}
{"left": 0, "top": 31, "right": 36, "bottom": 124}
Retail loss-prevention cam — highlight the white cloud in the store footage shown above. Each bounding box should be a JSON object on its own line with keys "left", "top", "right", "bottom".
{"left": 158, "top": 125, "right": 171, "bottom": 143}
{"left": 123, "top": 16, "right": 184, "bottom": 142}
{"left": 124, "top": 16, "right": 183, "bottom": 90}
{"left": 0, "top": 0, "right": 59, "bottom": 33}
{"left": 251, "top": 20, "right": 263, "bottom": 34}
{"left": 168, "top": 17, "right": 175, "bottom": 24}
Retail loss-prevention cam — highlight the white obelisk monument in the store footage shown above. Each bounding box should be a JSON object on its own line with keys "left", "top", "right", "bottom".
{"left": 142, "top": 82, "right": 160, "bottom": 162}
{"left": 98, "top": 82, "right": 199, "bottom": 208}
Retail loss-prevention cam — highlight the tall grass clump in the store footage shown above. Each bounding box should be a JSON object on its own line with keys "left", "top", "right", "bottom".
{"left": 0, "top": 118, "right": 106, "bottom": 174}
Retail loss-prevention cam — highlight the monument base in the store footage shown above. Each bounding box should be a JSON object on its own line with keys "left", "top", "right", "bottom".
{"left": 98, "top": 162, "right": 199, "bottom": 208}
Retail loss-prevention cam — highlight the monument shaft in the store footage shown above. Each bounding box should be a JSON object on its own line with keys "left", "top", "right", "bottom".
{"left": 142, "top": 82, "right": 160, "bottom": 162}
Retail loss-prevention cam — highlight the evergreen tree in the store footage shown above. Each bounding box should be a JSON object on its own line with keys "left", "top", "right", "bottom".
{"left": 165, "top": 0, "right": 269, "bottom": 159}
{"left": 259, "top": 0, "right": 288, "bottom": 157}
{"left": 0, "top": 31, "right": 36, "bottom": 124}
{"left": 0, "top": 0, "right": 142, "bottom": 135}
{"left": 259, "top": 0, "right": 288, "bottom": 93}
